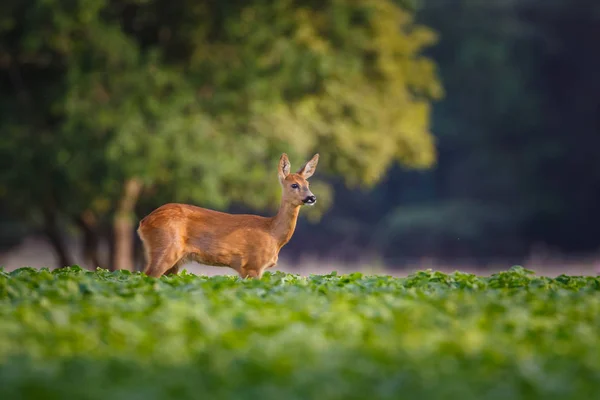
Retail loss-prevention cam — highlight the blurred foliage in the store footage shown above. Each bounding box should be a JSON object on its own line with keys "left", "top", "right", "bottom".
{"left": 288, "top": 0, "right": 600, "bottom": 261}
{"left": 0, "top": 0, "right": 441, "bottom": 267}
{"left": 1, "top": 266, "right": 600, "bottom": 398}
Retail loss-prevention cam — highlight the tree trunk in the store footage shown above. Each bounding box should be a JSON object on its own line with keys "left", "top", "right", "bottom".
{"left": 107, "top": 223, "right": 115, "bottom": 271}
{"left": 112, "top": 178, "right": 142, "bottom": 271}
{"left": 74, "top": 210, "right": 101, "bottom": 269}
{"left": 42, "top": 207, "right": 73, "bottom": 268}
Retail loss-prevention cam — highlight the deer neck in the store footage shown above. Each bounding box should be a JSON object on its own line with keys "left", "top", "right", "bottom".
{"left": 271, "top": 200, "right": 301, "bottom": 247}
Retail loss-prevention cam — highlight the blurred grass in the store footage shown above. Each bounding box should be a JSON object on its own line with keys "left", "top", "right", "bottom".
{"left": 1, "top": 266, "right": 600, "bottom": 399}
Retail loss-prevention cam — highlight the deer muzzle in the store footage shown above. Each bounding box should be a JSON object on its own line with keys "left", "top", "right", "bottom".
{"left": 303, "top": 195, "right": 316, "bottom": 205}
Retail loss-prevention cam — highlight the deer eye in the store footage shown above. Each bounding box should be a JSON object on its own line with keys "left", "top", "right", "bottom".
{"left": 291, "top": 183, "right": 299, "bottom": 189}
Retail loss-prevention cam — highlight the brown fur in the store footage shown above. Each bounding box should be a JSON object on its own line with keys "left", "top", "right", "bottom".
{"left": 137, "top": 153, "right": 319, "bottom": 278}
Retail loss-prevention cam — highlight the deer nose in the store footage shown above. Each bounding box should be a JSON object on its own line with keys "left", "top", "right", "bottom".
{"left": 303, "top": 195, "right": 316, "bottom": 204}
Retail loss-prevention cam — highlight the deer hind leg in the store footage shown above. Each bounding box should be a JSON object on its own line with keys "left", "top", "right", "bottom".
{"left": 144, "top": 247, "right": 183, "bottom": 278}
{"left": 164, "top": 265, "right": 180, "bottom": 276}
{"left": 140, "top": 230, "right": 184, "bottom": 278}
{"left": 138, "top": 223, "right": 185, "bottom": 278}
{"left": 163, "top": 256, "right": 189, "bottom": 276}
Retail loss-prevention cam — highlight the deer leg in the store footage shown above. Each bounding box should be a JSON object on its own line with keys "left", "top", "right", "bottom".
{"left": 164, "top": 265, "right": 180, "bottom": 275}
{"left": 239, "top": 266, "right": 263, "bottom": 279}
{"left": 265, "top": 261, "right": 277, "bottom": 270}
{"left": 144, "top": 246, "right": 182, "bottom": 278}
{"left": 239, "top": 259, "right": 279, "bottom": 279}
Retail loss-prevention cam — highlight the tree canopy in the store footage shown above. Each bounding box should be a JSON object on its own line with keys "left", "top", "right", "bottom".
{"left": 0, "top": 0, "right": 442, "bottom": 269}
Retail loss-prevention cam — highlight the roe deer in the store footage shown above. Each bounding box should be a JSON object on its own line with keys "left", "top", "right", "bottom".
{"left": 137, "top": 153, "right": 319, "bottom": 278}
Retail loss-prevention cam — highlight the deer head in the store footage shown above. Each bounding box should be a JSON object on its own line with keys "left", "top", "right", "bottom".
{"left": 278, "top": 153, "right": 319, "bottom": 207}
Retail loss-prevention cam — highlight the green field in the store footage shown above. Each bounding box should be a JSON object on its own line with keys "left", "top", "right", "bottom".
{"left": 1, "top": 266, "right": 599, "bottom": 399}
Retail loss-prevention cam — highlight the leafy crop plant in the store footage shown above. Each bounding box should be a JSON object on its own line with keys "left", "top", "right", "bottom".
{"left": 1, "top": 266, "right": 599, "bottom": 399}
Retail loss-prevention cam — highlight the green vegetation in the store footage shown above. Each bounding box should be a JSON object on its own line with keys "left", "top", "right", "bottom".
{"left": 1, "top": 266, "right": 599, "bottom": 399}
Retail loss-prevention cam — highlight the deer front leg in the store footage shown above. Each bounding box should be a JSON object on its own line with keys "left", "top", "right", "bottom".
{"left": 239, "top": 265, "right": 264, "bottom": 279}
{"left": 240, "top": 269, "right": 263, "bottom": 279}
{"left": 239, "top": 261, "right": 278, "bottom": 279}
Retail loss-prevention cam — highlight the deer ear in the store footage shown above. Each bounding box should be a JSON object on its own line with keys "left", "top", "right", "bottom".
{"left": 297, "top": 153, "right": 319, "bottom": 179}
{"left": 278, "top": 153, "right": 291, "bottom": 182}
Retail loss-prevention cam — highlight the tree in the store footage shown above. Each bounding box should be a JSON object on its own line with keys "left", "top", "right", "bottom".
{"left": 0, "top": 0, "right": 442, "bottom": 269}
